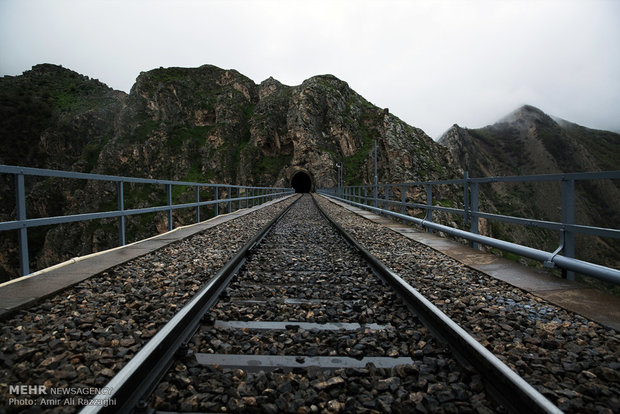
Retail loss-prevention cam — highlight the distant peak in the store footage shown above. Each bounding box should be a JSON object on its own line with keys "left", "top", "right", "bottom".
{"left": 498, "top": 104, "right": 551, "bottom": 126}
{"left": 258, "top": 76, "right": 286, "bottom": 99}
{"left": 260, "top": 76, "right": 282, "bottom": 86}
{"left": 519, "top": 104, "right": 544, "bottom": 113}
{"left": 27, "top": 63, "right": 73, "bottom": 75}
{"left": 303, "top": 74, "right": 349, "bottom": 88}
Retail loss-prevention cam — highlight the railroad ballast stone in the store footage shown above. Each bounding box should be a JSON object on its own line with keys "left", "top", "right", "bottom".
{"left": 316, "top": 195, "right": 620, "bottom": 414}
{"left": 150, "top": 194, "right": 501, "bottom": 413}
{"left": 0, "top": 196, "right": 297, "bottom": 412}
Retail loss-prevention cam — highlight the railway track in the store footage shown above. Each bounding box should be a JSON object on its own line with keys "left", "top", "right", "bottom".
{"left": 84, "top": 194, "right": 561, "bottom": 413}
{"left": 316, "top": 196, "right": 620, "bottom": 414}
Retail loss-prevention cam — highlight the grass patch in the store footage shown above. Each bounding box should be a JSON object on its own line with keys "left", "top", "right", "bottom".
{"left": 257, "top": 154, "right": 293, "bottom": 176}
{"left": 168, "top": 125, "right": 212, "bottom": 150}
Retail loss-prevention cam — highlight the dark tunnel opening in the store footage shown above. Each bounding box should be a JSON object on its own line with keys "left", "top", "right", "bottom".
{"left": 291, "top": 171, "right": 312, "bottom": 193}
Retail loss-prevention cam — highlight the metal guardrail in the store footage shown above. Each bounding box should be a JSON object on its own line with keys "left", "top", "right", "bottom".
{"left": 319, "top": 170, "right": 620, "bottom": 285}
{"left": 0, "top": 165, "right": 294, "bottom": 277}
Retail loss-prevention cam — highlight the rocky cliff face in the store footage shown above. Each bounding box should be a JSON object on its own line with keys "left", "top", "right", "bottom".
{"left": 0, "top": 64, "right": 127, "bottom": 279}
{"left": 439, "top": 105, "right": 620, "bottom": 271}
{"left": 0, "top": 64, "right": 456, "bottom": 280}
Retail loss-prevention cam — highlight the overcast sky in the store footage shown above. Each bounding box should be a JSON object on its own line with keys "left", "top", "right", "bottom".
{"left": 1, "top": 0, "right": 619, "bottom": 139}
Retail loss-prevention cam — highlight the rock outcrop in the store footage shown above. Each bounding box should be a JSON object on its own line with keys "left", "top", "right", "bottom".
{"left": 439, "top": 105, "right": 620, "bottom": 272}
{"left": 0, "top": 64, "right": 456, "bottom": 280}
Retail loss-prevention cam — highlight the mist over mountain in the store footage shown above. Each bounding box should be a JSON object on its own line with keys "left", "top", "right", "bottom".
{"left": 439, "top": 105, "right": 620, "bottom": 272}
{"left": 439, "top": 104, "right": 620, "bottom": 176}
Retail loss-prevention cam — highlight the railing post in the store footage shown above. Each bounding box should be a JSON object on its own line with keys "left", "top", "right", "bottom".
{"left": 401, "top": 184, "right": 406, "bottom": 224}
{"left": 425, "top": 184, "right": 433, "bottom": 233}
{"left": 238, "top": 188, "right": 242, "bottom": 210}
{"left": 374, "top": 140, "right": 378, "bottom": 208}
{"left": 167, "top": 184, "right": 173, "bottom": 231}
{"left": 561, "top": 178, "right": 576, "bottom": 280}
{"left": 384, "top": 184, "right": 389, "bottom": 215}
{"left": 464, "top": 171, "right": 470, "bottom": 227}
{"left": 374, "top": 184, "right": 378, "bottom": 208}
{"left": 118, "top": 181, "right": 126, "bottom": 246}
{"left": 228, "top": 186, "right": 232, "bottom": 213}
{"left": 470, "top": 182, "right": 479, "bottom": 249}
{"left": 364, "top": 187, "right": 368, "bottom": 206}
{"left": 195, "top": 186, "right": 200, "bottom": 223}
{"left": 16, "top": 172, "right": 29, "bottom": 276}
{"left": 214, "top": 186, "right": 219, "bottom": 217}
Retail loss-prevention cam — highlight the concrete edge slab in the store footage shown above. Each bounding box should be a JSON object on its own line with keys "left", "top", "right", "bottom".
{"left": 213, "top": 320, "right": 391, "bottom": 331}
{"left": 194, "top": 353, "right": 414, "bottom": 371}
{"left": 318, "top": 195, "right": 620, "bottom": 331}
{"left": 0, "top": 195, "right": 297, "bottom": 319}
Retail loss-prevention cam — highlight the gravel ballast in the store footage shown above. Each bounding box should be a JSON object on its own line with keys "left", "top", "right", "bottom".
{"left": 150, "top": 194, "right": 500, "bottom": 413}
{"left": 0, "top": 196, "right": 297, "bottom": 412}
{"left": 316, "top": 195, "right": 620, "bottom": 414}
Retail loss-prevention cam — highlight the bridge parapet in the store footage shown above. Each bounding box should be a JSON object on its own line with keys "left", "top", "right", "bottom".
{"left": 319, "top": 170, "right": 620, "bottom": 285}
{"left": 0, "top": 165, "right": 294, "bottom": 277}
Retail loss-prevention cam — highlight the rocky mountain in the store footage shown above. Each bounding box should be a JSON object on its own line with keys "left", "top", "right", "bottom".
{"left": 0, "top": 64, "right": 457, "bottom": 280}
{"left": 439, "top": 105, "right": 620, "bottom": 272}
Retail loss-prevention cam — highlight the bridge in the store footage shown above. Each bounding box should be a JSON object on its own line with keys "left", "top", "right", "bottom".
{"left": 0, "top": 165, "right": 619, "bottom": 413}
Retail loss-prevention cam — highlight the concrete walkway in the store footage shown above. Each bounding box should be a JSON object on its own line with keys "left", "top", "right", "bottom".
{"left": 323, "top": 196, "right": 620, "bottom": 331}
{"left": 0, "top": 195, "right": 295, "bottom": 319}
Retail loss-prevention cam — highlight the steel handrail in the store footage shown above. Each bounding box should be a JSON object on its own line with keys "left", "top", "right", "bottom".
{"left": 0, "top": 165, "right": 280, "bottom": 189}
{"left": 0, "top": 164, "right": 294, "bottom": 276}
{"left": 321, "top": 170, "right": 620, "bottom": 282}
{"left": 321, "top": 194, "right": 620, "bottom": 285}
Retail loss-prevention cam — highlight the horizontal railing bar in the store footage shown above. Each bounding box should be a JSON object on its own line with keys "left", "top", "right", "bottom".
{"left": 563, "top": 223, "right": 620, "bottom": 239}
{"left": 341, "top": 171, "right": 619, "bottom": 189}
{"left": 0, "top": 211, "right": 120, "bottom": 230}
{"left": 0, "top": 164, "right": 289, "bottom": 190}
{"left": 346, "top": 196, "right": 620, "bottom": 237}
{"left": 472, "top": 211, "right": 620, "bottom": 237}
{"left": 380, "top": 199, "right": 466, "bottom": 216}
{"left": 469, "top": 170, "right": 620, "bottom": 184}
{"left": 0, "top": 191, "right": 294, "bottom": 231}
{"left": 320, "top": 194, "right": 620, "bottom": 285}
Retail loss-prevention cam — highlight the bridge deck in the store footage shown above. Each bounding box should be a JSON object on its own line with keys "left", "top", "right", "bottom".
{"left": 1, "top": 194, "right": 618, "bottom": 331}
{"left": 0, "top": 196, "right": 295, "bottom": 318}
{"left": 325, "top": 197, "right": 620, "bottom": 331}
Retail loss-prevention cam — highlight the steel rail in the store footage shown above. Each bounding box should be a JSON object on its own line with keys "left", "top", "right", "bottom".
{"left": 81, "top": 195, "right": 301, "bottom": 414}
{"left": 312, "top": 194, "right": 562, "bottom": 414}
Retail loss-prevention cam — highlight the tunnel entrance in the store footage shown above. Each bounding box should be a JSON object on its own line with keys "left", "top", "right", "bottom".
{"left": 291, "top": 171, "right": 312, "bottom": 193}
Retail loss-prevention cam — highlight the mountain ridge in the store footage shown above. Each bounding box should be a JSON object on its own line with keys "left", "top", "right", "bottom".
{"left": 0, "top": 63, "right": 456, "bottom": 279}
{"left": 438, "top": 104, "right": 620, "bottom": 274}
{"left": 1, "top": 64, "right": 618, "bottom": 281}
